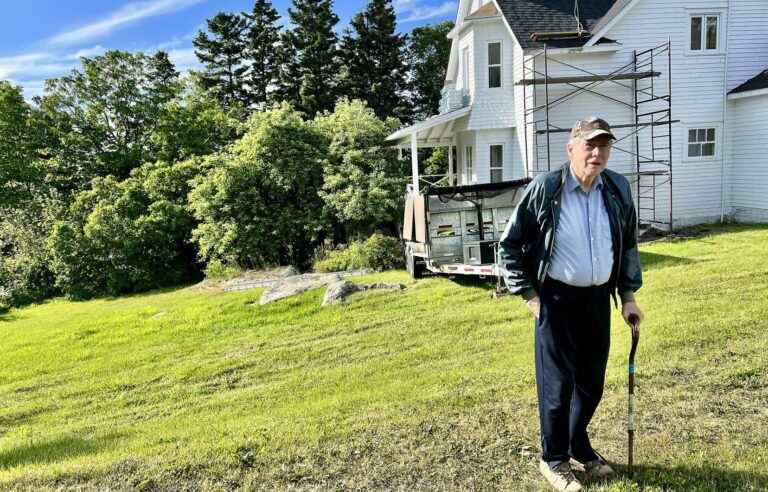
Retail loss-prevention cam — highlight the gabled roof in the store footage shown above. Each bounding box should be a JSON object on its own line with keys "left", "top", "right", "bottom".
{"left": 729, "top": 69, "right": 768, "bottom": 95}
{"left": 495, "top": 0, "right": 619, "bottom": 49}
{"left": 466, "top": 1, "right": 501, "bottom": 20}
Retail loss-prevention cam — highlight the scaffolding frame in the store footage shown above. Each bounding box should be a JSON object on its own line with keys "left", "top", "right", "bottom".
{"left": 519, "top": 39, "right": 675, "bottom": 231}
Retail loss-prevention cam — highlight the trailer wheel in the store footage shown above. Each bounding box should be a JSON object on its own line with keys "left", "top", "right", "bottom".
{"left": 406, "top": 247, "right": 424, "bottom": 279}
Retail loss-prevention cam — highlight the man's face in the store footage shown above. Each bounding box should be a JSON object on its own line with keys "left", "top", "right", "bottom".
{"left": 567, "top": 135, "right": 612, "bottom": 181}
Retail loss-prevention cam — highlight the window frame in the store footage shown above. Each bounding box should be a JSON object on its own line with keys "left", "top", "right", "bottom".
{"left": 687, "top": 12, "right": 724, "bottom": 55}
{"left": 464, "top": 145, "right": 474, "bottom": 183}
{"left": 683, "top": 124, "right": 720, "bottom": 162}
{"left": 487, "top": 40, "right": 503, "bottom": 89}
{"left": 489, "top": 143, "right": 504, "bottom": 183}
{"left": 461, "top": 46, "right": 471, "bottom": 90}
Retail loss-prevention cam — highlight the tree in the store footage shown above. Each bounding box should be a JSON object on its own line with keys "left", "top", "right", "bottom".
{"left": 193, "top": 12, "right": 250, "bottom": 109}
{"left": 0, "top": 81, "right": 42, "bottom": 209}
{"left": 408, "top": 21, "right": 453, "bottom": 120}
{"left": 339, "top": 0, "right": 411, "bottom": 122}
{"left": 278, "top": 0, "right": 341, "bottom": 118}
{"left": 314, "top": 99, "right": 407, "bottom": 240}
{"left": 189, "top": 103, "right": 327, "bottom": 269}
{"left": 244, "top": 0, "right": 282, "bottom": 109}
{"left": 36, "top": 50, "right": 183, "bottom": 193}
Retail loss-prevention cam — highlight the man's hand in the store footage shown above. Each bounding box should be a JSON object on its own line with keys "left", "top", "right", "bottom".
{"left": 525, "top": 296, "right": 541, "bottom": 319}
{"left": 622, "top": 301, "right": 644, "bottom": 329}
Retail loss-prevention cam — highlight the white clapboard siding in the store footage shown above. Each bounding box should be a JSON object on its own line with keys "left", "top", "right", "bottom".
{"left": 726, "top": 95, "right": 768, "bottom": 222}
{"left": 466, "top": 19, "right": 516, "bottom": 130}
{"left": 601, "top": 0, "right": 730, "bottom": 226}
{"left": 727, "top": 0, "right": 768, "bottom": 92}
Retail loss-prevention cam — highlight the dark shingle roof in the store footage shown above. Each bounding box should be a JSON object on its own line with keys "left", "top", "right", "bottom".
{"left": 495, "top": 0, "right": 619, "bottom": 49}
{"left": 729, "top": 69, "right": 768, "bottom": 95}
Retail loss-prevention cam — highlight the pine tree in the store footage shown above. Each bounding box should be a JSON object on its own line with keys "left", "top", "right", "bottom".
{"left": 193, "top": 12, "right": 249, "bottom": 109}
{"left": 408, "top": 21, "right": 454, "bottom": 120}
{"left": 278, "top": 0, "right": 340, "bottom": 118}
{"left": 243, "top": 0, "right": 282, "bottom": 109}
{"left": 339, "top": 0, "right": 411, "bottom": 122}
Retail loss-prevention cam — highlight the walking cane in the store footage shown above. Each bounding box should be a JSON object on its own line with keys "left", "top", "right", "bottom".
{"left": 627, "top": 314, "right": 640, "bottom": 477}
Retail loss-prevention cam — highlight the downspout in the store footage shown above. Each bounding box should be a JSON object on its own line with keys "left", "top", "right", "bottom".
{"left": 720, "top": 0, "right": 731, "bottom": 223}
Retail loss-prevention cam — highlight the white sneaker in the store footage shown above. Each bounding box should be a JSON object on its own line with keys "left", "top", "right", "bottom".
{"left": 539, "top": 460, "right": 583, "bottom": 492}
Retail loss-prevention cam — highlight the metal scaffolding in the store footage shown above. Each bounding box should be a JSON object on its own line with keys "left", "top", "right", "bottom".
{"left": 519, "top": 40, "right": 675, "bottom": 231}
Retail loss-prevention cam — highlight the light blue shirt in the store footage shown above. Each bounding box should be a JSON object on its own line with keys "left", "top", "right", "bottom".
{"left": 548, "top": 167, "right": 614, "bottom": 287}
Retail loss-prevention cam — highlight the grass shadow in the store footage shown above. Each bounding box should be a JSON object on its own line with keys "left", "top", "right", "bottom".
{"left": 448, "top": 274, "right": 497, "bottom": 291}
{"left": 0, "top": 433, "right": 123, "bottom": 470}
{"left": 639, "top": 251, "right": 699, "bottom": 271}
{"left": 603, "top": 463, "right": 768, "bottom": 491}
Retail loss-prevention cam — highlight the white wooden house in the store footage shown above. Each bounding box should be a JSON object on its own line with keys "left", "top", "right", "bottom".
{"left": 387, "top": 0, "right": 768, "bottom": 227}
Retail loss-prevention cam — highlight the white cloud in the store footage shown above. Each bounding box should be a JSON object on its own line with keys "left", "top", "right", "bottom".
{"left": 48, "top": 0, "right": 207, "bottom": 46}
{"left": 394, "top": 0, "right": 456, "bottom": 23}
{"left": 165, "top": 48, "right": 202, "bottom": 73}
{"left": 67, "top": 45, "right": 108, "bottom": 60}
{"left": 0, "top": 53, "right": 71, "bottom": 80}
{"left": 8, "top": 79, "right": 48, "bottom": 100}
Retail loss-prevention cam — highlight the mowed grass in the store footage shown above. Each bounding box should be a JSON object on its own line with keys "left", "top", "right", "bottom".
{"left": 1, "top": 224, "right": 767, "bottom": 491}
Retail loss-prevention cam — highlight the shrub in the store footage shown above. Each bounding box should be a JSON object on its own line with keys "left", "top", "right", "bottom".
{"left": 48, "top": 158, "right": 210, "bottom": 299}
{"left": 203, "top": 259, "right": 242, "bottom": 280}
{"left": 314, "top": 233, "right": 403, "bottom": 272}
{"left": 0, "top": 198, "right": 61, "bottom": 309}
{"left": 189, "top": 103, "right": 327, "bottom": 270}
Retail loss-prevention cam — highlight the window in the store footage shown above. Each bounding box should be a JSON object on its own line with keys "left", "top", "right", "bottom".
{"left": 490, "top": 144, "right": 503, "bottom": 182}
{"left": 488, "top": 42, "right": 502, "bottom": 88}
{"left": 690, "top": 15, "right": 718, "bottom": 51}
{"left": 465, "top": 146, "right": 474, "bottom": 183}
{"left": 462, "top": 47, "right": 470, "bottom": 90}
{"left": 687, "top": 127, "right": 716, "bottom": 158}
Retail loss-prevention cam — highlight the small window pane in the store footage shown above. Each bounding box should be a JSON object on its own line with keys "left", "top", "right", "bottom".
{"left": 691, "top": 17, "right": 702, "bottom": 50}
{"left": 697, "top": 129, "right": 707, "bottom": 141}
{"left": 688, "top": 129, "right": 697, "bottom": 142}
{"left": 706, "top": 16, "right": 718, "bottom": 50}
{"left": 489, "top": 66, "right": 501, "bottom": 88}
{"left": 689, "top": 144, "right": 701, "bottom": 157}
{"left": 490, "top": 145, "right": 503, "bottom": 167}
{"left": 488, "top": 42, "right": 501, "bottom": 65}
{"left": 702, "top": 142, "right": 715, "bottom": 156}
{"left": 706, "top": 128, "right": 715, "bottom": 141}
{"left": 491, "top": 169, "right": 503, "bottom": 183}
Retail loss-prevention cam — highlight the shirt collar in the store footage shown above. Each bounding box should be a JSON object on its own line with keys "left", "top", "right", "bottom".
{"left": 567, "top": 166, "right": 603, "bottom": 193}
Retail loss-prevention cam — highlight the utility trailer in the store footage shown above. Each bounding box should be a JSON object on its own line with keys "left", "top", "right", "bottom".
{"left": 402, "top": 179, "right": 531, "bottom": 280}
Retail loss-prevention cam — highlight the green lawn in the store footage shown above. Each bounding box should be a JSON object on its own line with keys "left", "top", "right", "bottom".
{"left": 1, "top": 224, "right": 767, "bottom": 491}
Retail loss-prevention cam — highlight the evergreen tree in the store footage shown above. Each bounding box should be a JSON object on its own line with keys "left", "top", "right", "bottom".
{"left": 244, "top": 0, "right": 282, "bottom": 109}
{"left": 408, "top": 21, "right": 453, "bottom": 120}
{"left": 339, "top": 0, "right": 411, "bottom": 122}
{"left": 193, "top": 12, "right": 249, "bottom": 109}
{"left": 278, "top": 0, "right": 340, "bottom": 118}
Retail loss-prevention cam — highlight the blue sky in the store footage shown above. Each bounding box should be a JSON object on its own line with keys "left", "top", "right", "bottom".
{"left": 0, "top": 0, "right": 456, "bottom": 99}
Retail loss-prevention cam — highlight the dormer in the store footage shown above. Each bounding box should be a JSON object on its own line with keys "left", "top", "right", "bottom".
{"left": 441, "top": 0, "right": 507, "bottom": 114}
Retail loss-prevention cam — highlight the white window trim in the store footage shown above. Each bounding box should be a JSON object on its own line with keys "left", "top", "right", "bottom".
{"left": 682, "top": 123, "right": 722, "bottom": 162}
{"left": 487, "top": 40, "right": 503, "bottom": 89}
{"left": 489, "top": 143, "right": 505, "bottom": 182}
{"left": 686, "top": 11, "right": 725, "bottom": 56}
{"left": 461, "top": 46, "right": 471, "bottom": 91}
{"left": 465, "top": 145, "right": 475, "bottom": 183}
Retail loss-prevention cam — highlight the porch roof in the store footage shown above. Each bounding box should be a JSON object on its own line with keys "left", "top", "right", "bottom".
{"left": 385, "top": 106, "right": 471, "bottom": 148}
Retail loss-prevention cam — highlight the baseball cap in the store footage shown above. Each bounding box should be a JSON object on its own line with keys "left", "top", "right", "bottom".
{"left": 570, "top": 117, "right": 616, "bottom": 141}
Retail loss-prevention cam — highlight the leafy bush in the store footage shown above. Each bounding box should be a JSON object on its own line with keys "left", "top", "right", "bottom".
{"left": 314, "top": 233, "right": 403, "bottom": 272}
{"left": 0, "top": 198, "right": 62, "bottom": 309}
{"left": 314, "top": 99, "right": 407, "bottom": 240}
{"left": 48, "top": 158, "right": 210, "bottom": 299}
{"left": 203, "top": 259, "right": 242, "bottom": 280}
{"left": 189, "top": 103, "right": 327, "bottom": 270}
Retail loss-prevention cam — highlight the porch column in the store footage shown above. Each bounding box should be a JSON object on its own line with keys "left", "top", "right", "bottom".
{"left": 411, "top": 132, "right": 419, "bottom": 191}
{"left": 448, "top": 143, "right": 454, "bottom": 186}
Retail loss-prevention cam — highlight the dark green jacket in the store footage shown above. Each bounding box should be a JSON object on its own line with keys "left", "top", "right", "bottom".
{"left": 498, "top": 164, "right": 642, "bottom": 304}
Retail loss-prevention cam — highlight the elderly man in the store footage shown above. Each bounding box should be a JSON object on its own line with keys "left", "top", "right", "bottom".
{"left": 499, "top": 117, "right": 644, "bottom": 491}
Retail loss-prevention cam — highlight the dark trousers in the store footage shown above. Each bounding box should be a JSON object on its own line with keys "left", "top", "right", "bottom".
{"left": 535, "top": 277, "right": 611, "bottom": 465}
